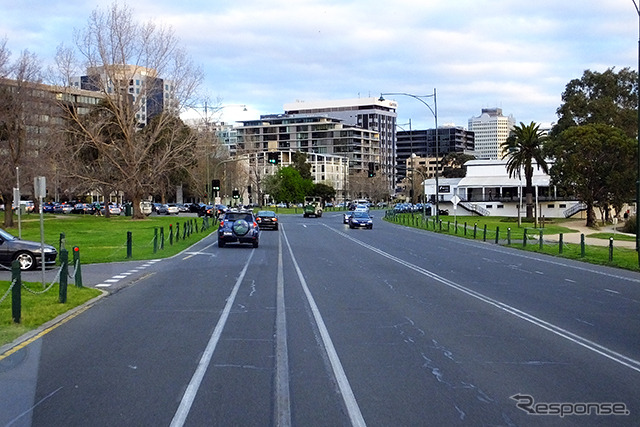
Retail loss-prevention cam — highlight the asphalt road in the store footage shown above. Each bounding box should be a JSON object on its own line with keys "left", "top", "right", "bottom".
{"left": 1, "top": 211, "right": 639, "bottom": 426}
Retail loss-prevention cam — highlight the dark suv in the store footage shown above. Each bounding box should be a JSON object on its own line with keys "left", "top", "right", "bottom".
{"left": 217, "top": 210, "right": 260, "bottom": 248}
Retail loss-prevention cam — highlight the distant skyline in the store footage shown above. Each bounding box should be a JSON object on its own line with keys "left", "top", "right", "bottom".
{"left": 2, "top": 0, "right": 638, "bottom": 129}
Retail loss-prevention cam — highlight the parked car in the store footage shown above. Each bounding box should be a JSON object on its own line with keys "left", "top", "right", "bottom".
{"left": 153, "top": 203, "right": 167, "bottom": 215}
{"left": 56, "top": 203, "right": 73, "bottom": 214}
{"left": 255, "top": 210, "right": 278, "bottom": 230}
{"left": 348, "top": 211, "right": 373, "bottom": 229}
{"left": 166, "top": 203, "right": 180, "bottom": 215}
{"left": 139, "top": 200, "right": 153, "bottom": 216}
{"left": 42, "top": 202, "right": 56, "bottom": 213}
{"left": 218, "top": 210, "right": 260, "bottom": 248}
{"left": 0, "top": 228, "right": 58, "bottom": 271}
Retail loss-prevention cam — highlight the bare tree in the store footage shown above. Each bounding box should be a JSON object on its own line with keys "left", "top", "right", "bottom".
{"left": 54, "top": 2, "right": 203, "bottom": 218}
{"left": 0, "top": 46, "right": 52, "bottom": 227}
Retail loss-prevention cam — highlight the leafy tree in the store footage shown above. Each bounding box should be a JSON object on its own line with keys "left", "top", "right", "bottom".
{"left": 292, "top": 151, "right": 312, "bottom": 180}
{"left": 552, "top": 67, "right": 637, "bottom": 139}
{"left": 545, "top": 124, "right": 636, "bottom": 227}
{"left": 263, "top": 167, "right": 312, "bottom": 204}
{"left": 441, "top": 152, "right": 475, "bottom": 178}
{"left": 501, "top": 121, "right": 549, "bottom": 219}
{"left": 311, "top": 183, "right": 335, "bottom": 201}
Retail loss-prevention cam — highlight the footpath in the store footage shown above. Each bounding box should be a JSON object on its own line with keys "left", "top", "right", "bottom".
{"left": 545, "top": 219, "right": 636, "bottom": 249}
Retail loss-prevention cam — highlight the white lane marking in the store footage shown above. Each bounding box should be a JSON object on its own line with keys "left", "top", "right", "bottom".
{"left": 275, "top": 231, "right": 292, "bottom": 426}
{"left": 170, "top": 250, "right": 255, "bottom": 427}
{"left": 326, "top": 225, "right": 640, "bottom": 374}
{"left": 604, "top": 289, "right": 620, "bottom": 295}
{"left": 282, "top": 226, "right": 367, "bottom": 427}
{"left": 95, "top": 284, "right": 111, "bottom": 288}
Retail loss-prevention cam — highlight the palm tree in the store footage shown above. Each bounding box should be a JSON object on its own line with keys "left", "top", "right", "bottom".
{"left": 501, "top": 121, "right": 549, "bottom": 220}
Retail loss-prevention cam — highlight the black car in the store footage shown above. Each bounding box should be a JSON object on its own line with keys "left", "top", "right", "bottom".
{"left": 218, "top": 210, "right": 260, "bottom": 248}
{"left": 255, "top": 210, "right": 278, "bottom": 230}
{"left": 0, "top": 228, "right": 58, "bottom": 271}
{"left": 348, "top": 211, "right": 373, "bottom": 229}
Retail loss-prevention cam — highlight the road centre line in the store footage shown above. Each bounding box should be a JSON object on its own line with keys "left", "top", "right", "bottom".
{"left": 275, "top": 231, "right": 292, "bottom": 426}
{"left": 282, "top": 225, "right": 367, "bottom": 427}
{"left": 170, "top": 250, "right": 255, "bottom": 427}
{"left": 326, "top": 225, "right": 640, "bottom": 375}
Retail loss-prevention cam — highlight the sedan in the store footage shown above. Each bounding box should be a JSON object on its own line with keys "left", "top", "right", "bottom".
{"left": 348, "top": 211, "right": 373, "bottom": 229}
{"left": 166, "top": 204, "right": 180, "bottom": 215}
{"left": 255, "top": 210, "right": 278, "bottom": 230}
{"left": 0, "top": 228, "right": 58, "bottom": 271}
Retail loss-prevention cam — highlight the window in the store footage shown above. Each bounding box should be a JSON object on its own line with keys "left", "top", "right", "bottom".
{"left": 547, "top": 204, "right": 555, "bottom": 208}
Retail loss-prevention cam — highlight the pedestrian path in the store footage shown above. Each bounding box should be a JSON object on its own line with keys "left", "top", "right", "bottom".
{"left": 545, "top": 220, "right": 636, "bottom": 249}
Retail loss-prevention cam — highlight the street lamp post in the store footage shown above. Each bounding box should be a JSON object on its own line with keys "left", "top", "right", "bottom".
{"left": 633, "top": 0, "right": 640, "bottom": 264}
{"left": 379, "top": 89, "right": 440, "bottom": 222}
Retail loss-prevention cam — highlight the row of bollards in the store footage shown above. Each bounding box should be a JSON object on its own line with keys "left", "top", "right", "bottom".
{"left": 385, "top": 211, "right": 618, "bottom": 262}
{"left": 9, "top": 246, "right": 83, "bottom": 324}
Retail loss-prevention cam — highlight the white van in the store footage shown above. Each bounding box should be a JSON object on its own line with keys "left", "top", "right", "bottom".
{"left": 139, "top": 200, "right": 153, "bottom": 216}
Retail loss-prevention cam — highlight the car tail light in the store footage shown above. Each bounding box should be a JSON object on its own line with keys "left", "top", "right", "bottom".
{"left": 253, "top": 221, "right": 258, "bottom": 227}
{"left": 220, "top": 220, "right": 225, "bottom": 227}
{"left": 256, "top": 217, "right": 261, "bottom": 221}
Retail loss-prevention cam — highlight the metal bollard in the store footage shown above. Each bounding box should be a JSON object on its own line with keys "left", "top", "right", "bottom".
{"left": 495, "top": 226, "right": 499, "bottom": 244}
{"left": 169, "top": 224, "right": 174, "bottom": 245}
{"left": 127, "top": 231, "right": 132, "bottom": 258}
{"left": 507, "top": 227, "right": 511, "bottom": 245}
{"left": 176, "top": 223, "right": 180, "bottom": 242}
{"left": 580, "top": 234, "right": 585, "bottom": 257}
{"left": 559, "top": 233, "right": 563, "bottom": 254}
{"left": 523, "top": 228, "right": 528, "bottom": 247}
{"left": 11, "top": 260, "right": 21, "bottom": 323}
{"left": 539, "top": 229, "right": 544, "bottom": 250}
{"left": 59, "top": 248, "right": 68, "bottom": 303}
{"left": 483, "top": 224, "right": 487, "bottom": 242}
{"left": 609, "top": 237, "right": 613, "bottom": 262}
{"left": 73, "top": 246, "right": 83, "bottom": 287}
{"left": 153, "top": 227, "right": 158, "bottom": 253}
{"left": 160, "top": 227, "right": 165, "bottom": 250}
{"left": 59, "top": 232, "right": 66, "bottom": 252}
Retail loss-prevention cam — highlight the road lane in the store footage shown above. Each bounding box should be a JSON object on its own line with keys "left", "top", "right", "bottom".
{"left": 1, "top": 211, "right": 639, "bottom": 425}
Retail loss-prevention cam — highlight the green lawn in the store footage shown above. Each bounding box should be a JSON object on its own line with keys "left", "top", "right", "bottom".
{"left": 3, "top": 213, "right": 217, "bottom": 264}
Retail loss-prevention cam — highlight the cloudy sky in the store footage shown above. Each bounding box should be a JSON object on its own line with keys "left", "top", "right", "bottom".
{"left": 1, "top": 0, "right": 638, "bottom": 129}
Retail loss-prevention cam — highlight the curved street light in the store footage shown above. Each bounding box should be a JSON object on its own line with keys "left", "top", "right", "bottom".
{"left": 379, "top": 89, "right": 440, "bottom": 222}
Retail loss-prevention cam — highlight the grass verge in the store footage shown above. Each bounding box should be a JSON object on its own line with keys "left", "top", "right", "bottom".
{"left": 385, "top": 213, "right": 639, "bottom": 272}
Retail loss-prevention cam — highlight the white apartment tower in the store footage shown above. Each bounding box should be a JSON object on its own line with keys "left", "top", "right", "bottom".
{"left": 468, "top": 108, "right": 515, "bottom": 160}
{"left": 284, "top": 97, "right": 397, "bottom": 191}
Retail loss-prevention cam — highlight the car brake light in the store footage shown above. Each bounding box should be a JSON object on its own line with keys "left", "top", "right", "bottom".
{"left": 253, "top": 221, "right": 258, "bottom": 227}
{"left": 220, "top": 220, "right": 224, "bottom": 227}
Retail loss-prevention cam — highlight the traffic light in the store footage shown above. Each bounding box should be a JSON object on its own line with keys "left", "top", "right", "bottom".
{"left": 267, "top": 152, "right": 280, "bottom": 164}
{"left": 367, "top": 162, "right": 375, "bottom": 178}
{"left": 212, "top": 179, "right": 220, "bottom": 191}
{"left": 247, "top": 185, "right": 252, "bottom": 194}
{"left": 232, "top": 188, "right": 240, "bottom": 199}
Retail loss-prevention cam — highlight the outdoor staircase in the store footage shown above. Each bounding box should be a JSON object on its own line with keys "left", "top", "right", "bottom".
{"left": 563, "top": 202, "right": 587, "bottom": 218}
{"left": 458, "top": 201, "right": 490, "bottom": 216}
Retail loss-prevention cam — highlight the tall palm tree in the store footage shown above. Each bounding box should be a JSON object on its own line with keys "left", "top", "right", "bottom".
{"left": 501, "top": 121, "right": 549, "bottom": 220}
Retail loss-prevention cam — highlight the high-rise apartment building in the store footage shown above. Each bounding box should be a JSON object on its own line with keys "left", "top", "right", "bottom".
{"left": 70, "top": 65, "right": 174, "bottom": 126}
{"left": 283, "top": 97, "right": 397, "bottom": 190}
{"left": 468, "top": 108, "right": 515, "bottom": 160}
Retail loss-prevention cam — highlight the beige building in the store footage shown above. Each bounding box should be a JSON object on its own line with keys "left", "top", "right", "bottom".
{"left": 468, "top": 108, "right": 515, "bottom": 160}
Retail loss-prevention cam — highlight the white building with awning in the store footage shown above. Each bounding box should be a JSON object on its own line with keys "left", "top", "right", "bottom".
{"left": 423, "top": 159, "right": 584, "bottom": 218}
